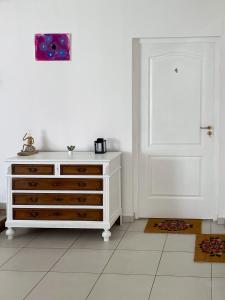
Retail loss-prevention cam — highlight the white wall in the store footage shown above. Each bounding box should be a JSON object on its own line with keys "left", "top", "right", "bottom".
{"left": 0, "top": 0, "right": 225, "bottom": 217}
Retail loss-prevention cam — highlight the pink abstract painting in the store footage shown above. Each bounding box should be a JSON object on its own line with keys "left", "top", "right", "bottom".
{"left": 35, "top": 33, "right": 70, "bottom": 61}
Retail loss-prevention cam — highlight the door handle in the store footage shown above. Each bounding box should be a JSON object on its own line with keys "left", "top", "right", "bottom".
{"left": 200, "top": 126, "right": 212, "bottom": 130}
{"left": 200, "top": 125, "right": 213, "bottom": 136}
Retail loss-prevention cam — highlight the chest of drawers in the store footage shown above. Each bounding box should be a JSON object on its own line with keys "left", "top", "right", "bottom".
{"left": 5, "top": 152, "right": 121, "bottom": 241}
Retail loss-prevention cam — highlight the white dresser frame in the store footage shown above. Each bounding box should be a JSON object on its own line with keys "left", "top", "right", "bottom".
{"left": 5, "top": 152, "right": 122, "bottom": 241}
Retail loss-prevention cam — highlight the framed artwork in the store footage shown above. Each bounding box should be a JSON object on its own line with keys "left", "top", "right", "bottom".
{"left": 35, "top": 33, "right": 70, "bottom": 61}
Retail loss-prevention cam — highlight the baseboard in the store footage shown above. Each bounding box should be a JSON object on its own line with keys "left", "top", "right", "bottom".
{"left": 122, "top": 216, "right": 134, "bottom": 223}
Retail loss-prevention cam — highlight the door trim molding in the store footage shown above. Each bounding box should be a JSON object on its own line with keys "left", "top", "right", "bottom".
{"left": 132, "top": 36, "right": 221, "bottom": 219}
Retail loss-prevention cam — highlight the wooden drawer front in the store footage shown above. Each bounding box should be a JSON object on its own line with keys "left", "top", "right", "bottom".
{"left": 12, "top": 178, "right": 103, "bottom": 191}
{"left": 13, "top": 193, "right": 103, "bottom": 206}
{"left": 13, "top": 208, "right": 103, "bottom": 221}
{"left": 60, "top": 164, "right": 102, "bottom": 175}
{"left": 12, "top": 164, "right": 54, "bottom": 175}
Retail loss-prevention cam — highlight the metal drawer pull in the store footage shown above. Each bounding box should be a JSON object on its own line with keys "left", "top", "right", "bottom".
{"left": 30, "top": 197, "right": 38, "bottom": 203}
{"left": 77, "top": 212, "right": 87, "bottom": 218}
{"left": 78, "top": 197, "right": 86, "bottom": 203}
{"left": 28, "top": 182, "right": 38, "bottom": 187}
{"left": 53, "top": 182, "right": 63, "bottom": 187}
{"left": 52, "top": 211, "right": 62, "bottom": 216}
{"left": 29, "top": 167, "right": 38, "bottom": 173}
{"left": 55, "top": 198, "right": 64, "bottom": 202}
{"left": 30, "top": 212, "right": 39, "bottom": 217}
{"left": 78, "top": 167, "right": 87, "bottom": 172}
{"left": 77, "top": 182, "right": 87, "bottom": 187}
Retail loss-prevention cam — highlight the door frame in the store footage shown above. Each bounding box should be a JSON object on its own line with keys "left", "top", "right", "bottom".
{"left": 132, "top": 36, "right": 221, "bottom": 219}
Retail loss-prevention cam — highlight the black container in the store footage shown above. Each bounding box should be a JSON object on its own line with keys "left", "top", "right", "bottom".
{"left": 94, "top": 138, "right": 107, "bottom": 154}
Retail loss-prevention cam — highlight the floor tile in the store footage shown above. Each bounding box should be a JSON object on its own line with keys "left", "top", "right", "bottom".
{"left": 0, "top": 270, "right": 45, "bottom": 300}
{"left": 73, "top": 229, "right": 124, "bottom": 250}
{"left": 211, "top": 222, "right": 225, "bottom": 234}
{"left": 202, "top": 220, "right": 211, "bottom": 234}
{"left": 150, "top": 276, "right": 211, "bottom": 300}
{"left": 0, "top": 229, "right": 42, "bottom": 248}
{"left": 128, "top": 219, "right": 148, "bottom": 232}
{"left": 26, "top": 228, "right": 80, "bottom": 249}
{"left": 104, "top": 250, "right": 161, "bottom": 275}
{"left": 212, "top": 277, "right": 225, "bottom": 300}
{"left": 87, "top": 274, "right": 154, "bottom": 300}
{"left": 53, "top": 249, "right": 113, "bottom": 273}
{"left": 112, "top": 222, "right": 130, "bottom": 231}
{"left": 118, "top": 232, "right": 166, "bottom": 251}
{"left": 1, "top": 248, "right": 65, "bottom": 271}
{"left": 157, "top": 252, "right": 211, "bottom": 277}
{"left": 0, "top": 247, "right": 21, "bottom": 266}
{"left": 212, "top": 263, "right": 225, "bottom": 278}
{"left": 164, "top": 234, "right": 195, "bottom": 252}
{"left": 26, "top": 272, "right": 98, "bottom": 300}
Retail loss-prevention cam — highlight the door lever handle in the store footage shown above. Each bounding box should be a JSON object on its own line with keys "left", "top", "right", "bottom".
{"left": 200, "top": 125, "right": 213, "bottom": 136}
{"left": 200, "top": 126, "right": 212, "bottom": 130}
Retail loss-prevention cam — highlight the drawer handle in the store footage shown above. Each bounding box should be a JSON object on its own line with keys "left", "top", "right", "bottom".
{"left": 78, "top": 197, "right": 86, "bottom": 203}
{"left": 77, "top": 167, "right": 87, "bottom": 173}
{"left": 29, "top": 197, "right": 38, "bottom": 203}
{"left": 53, "top": 182, "right": 63, "bottom": 187}
{"left": 77, "top": 212, "right": 87, "bottom": 218}
{"left": 30, "top": 212, "right": 39, "bottom": 217}
{"left": 77, "top": 182, "right": 87, "bottom": 187}
{"left": 29, "top": 167, "right": 38, "bottom": 173}
{"left": 52, "top": 211, "right": 62, "bottom": 216}
{"left": 28, "top": 182, "right": 38, "bottom": 187}
{"left": 54, "top": 197, "right": 64, "bottom": 202}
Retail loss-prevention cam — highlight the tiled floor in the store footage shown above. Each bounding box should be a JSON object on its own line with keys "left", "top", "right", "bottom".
{"left": 0, "top": 220, "right": 224, "bottom": 300}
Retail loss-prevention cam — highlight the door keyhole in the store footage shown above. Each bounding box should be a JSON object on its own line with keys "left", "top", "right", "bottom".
{"left": 174, "top": 68, "right": 178, "bottom": 73}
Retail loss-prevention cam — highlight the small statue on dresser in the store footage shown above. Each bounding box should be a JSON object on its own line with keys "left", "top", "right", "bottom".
{"left": 17, "top": 133, "right": 39, "bottom": 156}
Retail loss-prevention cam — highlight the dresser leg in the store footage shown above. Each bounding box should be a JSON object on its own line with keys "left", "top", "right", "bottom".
{"left": 102, "top": 229, "right": 111, "bottom": 242}
{"left": 6, "top": 228, "right": 15, "bottom": 240}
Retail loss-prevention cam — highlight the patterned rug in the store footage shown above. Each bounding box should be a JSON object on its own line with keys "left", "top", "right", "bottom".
{"left": 195, "top": 234, "right": 225, "bottom": 262}
{"left": 144, "top": 218, "right": 202, "bottom": 234}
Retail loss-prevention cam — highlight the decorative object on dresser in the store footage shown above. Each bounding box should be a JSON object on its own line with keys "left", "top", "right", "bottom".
{"left": 5, "top": 151, "right": 121, "bottom": 241}
{"left": 94, "top": 138, "right": 107, "bottom": 154}
{"left": 67, "top": 145, "right": 76, "bottom": 156}
{"left": 17, "top": 133, "right": 38, "bottom": 156}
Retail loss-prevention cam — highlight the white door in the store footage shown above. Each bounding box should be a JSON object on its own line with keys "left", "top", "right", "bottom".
{"left": 138, "top": 38, "right": 219, "bottom": 219}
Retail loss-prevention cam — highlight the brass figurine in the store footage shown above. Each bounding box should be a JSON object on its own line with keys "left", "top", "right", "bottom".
{"left": 17, "top": 133, "right": 39, "bottom": 156}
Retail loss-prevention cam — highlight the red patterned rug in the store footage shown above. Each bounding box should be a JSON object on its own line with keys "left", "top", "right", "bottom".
{"left": 195, "top": 234, "right": 225, "bottom": 262}
{"left": 144, "top": 218, "right": 201, "bottom": 234}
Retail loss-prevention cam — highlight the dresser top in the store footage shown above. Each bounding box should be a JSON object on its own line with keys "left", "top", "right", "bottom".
{"left": 5, "top": 151, "right": 121, "bottom": 163}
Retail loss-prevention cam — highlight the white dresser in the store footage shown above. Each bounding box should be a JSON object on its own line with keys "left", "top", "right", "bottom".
{"left": 5, "top": 152, "right": 122, "bottom": 241}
